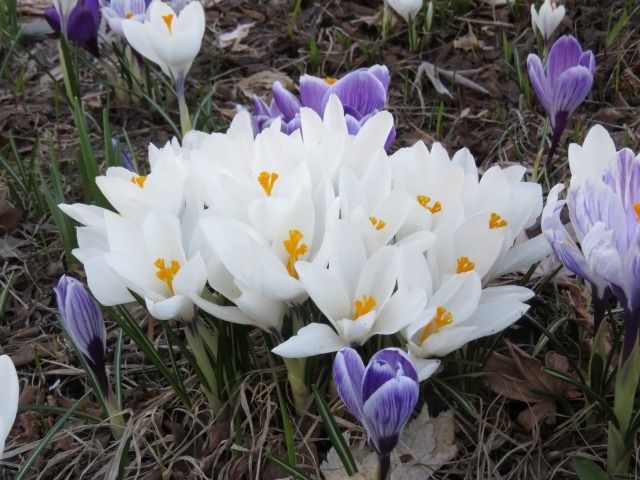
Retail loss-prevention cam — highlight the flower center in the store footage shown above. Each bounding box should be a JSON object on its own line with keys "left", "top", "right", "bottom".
{"left": 154, "top": 258, "right": 181, "bottom": 294}
{"left": 551, "top": 2, "right": 556, "bottom": 11}
{"left": 368, "top": 216, "right": 386, "bottom": 230}
{"left": 419, "top": 306, "right": 453, "bottom": 344}
{"left": 258, "top": 171, "right": 279, "bottom": 196}
{"left": 456, "top": 256, "right": 475, "bottom": 273}
{"left": 130, "top": 175, "right": 147, "bottom": 188}
{"left": 125, "top": 12, "right": 134, "bottom": 18}
{"left": 417, "top": 195, "right": 442, "bottom": 214}
{"left": 353, "top": 294, "right": 377, "bottom": 320}
{"left": 162, "top": 13, "right": 174, "bottom": 34}
{"left": 489, "top": 212, "right": 508, "bottom": 229}
{"left": 634, "top": 203, "right": 640, "bottom": 222}
{"left": 284, "top": 229, "right": 308, "bottom": 279}
{"left": 324, "top": 77, "right": 337, "bottom": 85}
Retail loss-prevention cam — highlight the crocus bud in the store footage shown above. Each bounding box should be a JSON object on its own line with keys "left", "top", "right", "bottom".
{"left": 387, "top": 0, "right": 423, "bottom": 23}
{"left": 44, "top": 0, "right": 101, "bottom": 57}
{"left": 425, "top": 1, "right": 434, "bottom": 33}
{"left": 0, "top": 355, "right": 19, "bottom": 456}
{"left": 531, "top": 0, "right": 565, "bottom": 44}
{"left": 55, "top": 275, "right": 109, "bottom": 395}
{"left": 333, "top": 347, "right": 419, "bottom": 456}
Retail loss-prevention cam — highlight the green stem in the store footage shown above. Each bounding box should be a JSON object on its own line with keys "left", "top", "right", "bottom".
{"left": 176, "top": 75, "right": 191, "bottom": 135}
{"left": 376, "top": 453, "right": 391, "bottom": 480}
{"left": 282, "top": 357, "right": 310, "bottom": 412}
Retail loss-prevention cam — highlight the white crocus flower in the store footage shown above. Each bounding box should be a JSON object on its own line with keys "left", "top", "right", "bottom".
{"left": 568, "top": 124, "right": 617, "bottom": 190}
{"left": 123, "top": 0, "right": 205, "bottom": 134}
{"left": 0, "top": 355, "right": 18, "bottom": 456}
{"left": 388, "top": 0, "right": 423, "bottom": 23}
{"left": 85, "top": 210, "right": 207, "bottom": 320}
{"left": 404, "top": 272, "right": 534, "bottom": 369}
{"left": 272, "top": 221, "right": 427, "bottom": 358}
{"left": 530, "top": 0, "right": 565, "bottom": 43}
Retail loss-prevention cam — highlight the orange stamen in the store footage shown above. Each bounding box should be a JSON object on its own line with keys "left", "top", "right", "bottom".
{"left": 456, "top": 256, "right": 475, "bottom": 274}
{"left": 489, "top": 212, "right": 508, "bottom": 229}
{"left": 162, "top": 13, "right": 174, "bottom": 34}
{"left": 154, "top": 258, "right": 181, "bottom": 294}
{"left": 419, "top": 306, "right": 453, "bottom": 344}
{"left": 284, "top": 230, "right": 308, "bottom": 279}
{"left": 353, "top": 295, "right": 377, "bottom": 320}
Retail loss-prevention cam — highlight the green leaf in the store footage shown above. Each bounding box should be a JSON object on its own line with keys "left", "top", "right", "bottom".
{"left": 311, "top": 384, "right": 358, "bottom": 475}
{"left": 572, "top": 456, "right": 608, "bottom": 480}
{"left": 605, "top": 11, "right": 628, "bottom": 49}
{"left": 265, "top": 453, "right": 312, "bottom": 480}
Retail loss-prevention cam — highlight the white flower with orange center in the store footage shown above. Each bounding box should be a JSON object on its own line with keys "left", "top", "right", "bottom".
{"left": 403, "top": 271, "right": 534, "bottom": 375}
{"left": 272, "top": 220, "right": 427, "bottom": 357}
{"left": 83, "top": 210, "right": 207, "bottom": 321}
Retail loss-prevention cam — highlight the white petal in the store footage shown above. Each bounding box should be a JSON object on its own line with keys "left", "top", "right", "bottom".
{"left": 272, "top": 323, "right": 348, "bottom": 358}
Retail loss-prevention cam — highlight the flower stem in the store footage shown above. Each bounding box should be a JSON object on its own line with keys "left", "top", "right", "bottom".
{"left": 377, "top": 453, "right": 391, "bottom": 480}
{"left": 58, "top": 39, "right": 75, "bottom": 102}
{"left": 175, "top": 75, "right": 192, "bottom": 136}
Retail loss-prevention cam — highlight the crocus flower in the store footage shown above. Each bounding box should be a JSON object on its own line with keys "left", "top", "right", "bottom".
{"left": 55, "top": 275, "right": 110, "bottom": 395}
{"left": 527, "top": 35, "right": 595, "bottom": 165}
{"left": 102, "top": 0, "right": 149, "bottom": 38}
{"left": 123, "top": 0, "right": 205, "bottom": 134}
{"left": 387, "top": 0, "right": 422, "bottom": 23}
{"left": 531, "top": 0, "right": 565, "bottom": 44}
{"left": 572, "top": 149, "right": 640, "bottom": 358}
{"left": 45, "top": 0, "right": 101, "bottom": 57}
{"left": 111, "top": 138, "right": 136, "bottom": 172}
{"left": 253, "top": 65, "right": 395, "bottom": 149}
{"left": 0, "top": 355, "right": 19, "bottom": 456}
{"left": 333, "top": 348, "right": 437, "bottom": 479}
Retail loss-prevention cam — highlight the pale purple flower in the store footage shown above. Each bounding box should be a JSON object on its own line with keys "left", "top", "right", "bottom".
{"left": 333, "top": 348, "right": 419, "bottom": 458}
{"left": 569, "top": 149, "right": 640, "bottom": 357}
{"left": 45, "top": 0, "right": 101, "bottom": 57}
{"left": 102, "top": 0, "right": 149, "bottom": 38}
{"left": 527, "top": 35, "right": 595, "bottom": 164}
{"left": 55, "top": 275, "right": 109, "bottom": 394}
{"left": 542, "top": 184, "right": 613, "bottom": 331}
{"left": 252, "top": 65, "right": 395, "bottom": 149}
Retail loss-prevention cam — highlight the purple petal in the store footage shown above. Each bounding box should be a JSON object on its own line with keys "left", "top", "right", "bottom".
{"left": 44, "top": 6, "right": 62, "bottom": 33}
{"left": 370, "top": 348, "right": 419, "bottom": 383}
{"left": 551, "top": 66, "right": 593, "bottom": 118}
{"left": 299, "top": 75, "right": 330, "bottom": 115}
{"left": 547, "top": 35, "right": 583, "bottom": 88}
{"left": 365, "top": 65, "right": 390, "bottom": 93}
{"left": 527, "top": 54, "right": 552, "bottom": 115}
{"left": 323, "top": 71, "right": 386, "bottom": 118}
{"left": 603, "top": 149, "right": 640, "bottom": 239}
{"left": 383, "top": 125, "right": 396, "bottom": 151}
{"left": 361, "top": 376, "right": 418, "bottom": 455}
{"left": 333, "top": 348, "right": 365, "bottom": 423}
{"left": 285, "top": 116, "right": 302, "bottom": 135}
{"left": 579, "top": 50, "right": 596, "bottom": 74}
{"left": 66, "top": 5, "right": 100, "bottom": 57}
{"left": 111, "top": 138, "right": 136, "bottom": 172}
{"left": 272, "top": 82, "right": 301, "bottom": 122}
{"left": 253, "top": 96, "right": 272, "bottom": 117}
{"left": 344, "top": 114, "right": 361, "bottom": 136}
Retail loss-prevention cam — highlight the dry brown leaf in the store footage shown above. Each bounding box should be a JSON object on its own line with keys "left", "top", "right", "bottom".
{"left": 321, "top": 406, "right": 456, "bottom": 479}
{"left": 0, "top": 207, "right": 22, "bottom": 234}
{"left": 483, "top": 341, "right": 581, "bottom": 429}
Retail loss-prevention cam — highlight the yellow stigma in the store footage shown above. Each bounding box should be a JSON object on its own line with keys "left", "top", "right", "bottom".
{"left": 284, "top": 229, "right": 308, "bottom": 279}
{"left": 324, "top": 77, "right": 337, "bottom": 85}
{"left": 417, "top": 195, "right": 442, "bottom": 214}
{"left": 258, "top": 171, "right": 279, "bottom": 196}
{"left": 162, "top": 13, "right": 174, "bottom": 34}
{"left": 154, "top": 258, "right": 181, "bottom": 294}
{"left": 130, "top": 175, "right": 147, "bottom": 188}
{"left": 369, "top": 216, "right": 386, "bottom": 230}
{"left": 551, "top": 2, "right": 556, "bottom": 11}
{"left": 489, "top": 212, "right": 508, "bottom": 229}
{"left": 456, "top": 256, "right": 475, "bottom": 273}
{"left": 124, "top": 12, "right": 134, "bottom": 19}
{"left": 353, "top": 294, "right": 377, "bottom": 320}
{"left": 419, "top": 306, "right": 453, "bottom": 344}
{"left": 634, "top": 203, "right": 640, "bottom": 222}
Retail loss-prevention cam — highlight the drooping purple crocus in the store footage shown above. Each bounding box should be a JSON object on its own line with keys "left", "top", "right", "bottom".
{"left": 55, "top": 275, "right": 109, "bottom": 395}
{"left": 252, "top": 65, "right": 396, "bottom": 149}
{"left": 542, "top": 184, "right": 613, "bottom": 332}
{"left": 333, "top": 347, "right": 419, "bottom": 479}
{"left": 569, "top": 150, "right": 640, "bottom": 359}
{"left": 45, "top": 0, "right": 101, "bottom": 57}
{"left": 527, "top": 35, "right": 595, "bottom": 166}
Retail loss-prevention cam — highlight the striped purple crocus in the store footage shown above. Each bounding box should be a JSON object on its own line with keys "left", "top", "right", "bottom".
{"left": 252, "top": 65, "right": 395, "bottom": 149}
{"left": 527, "top": 35, "right": 595, "bottom": 165}
{"left": 55, "top": 275, "right": 109, "bottom": 395}
{"left": 570, "top": 149, "right": 640, "bottom": 358}
{"left": 333, "top": 347, "right": 419, "bottom": 479}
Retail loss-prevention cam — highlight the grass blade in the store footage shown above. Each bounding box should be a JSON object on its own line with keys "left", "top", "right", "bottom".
{"left": 264, "top": 453, "right": 312, "bottom": 480}
{"left": 572, "top": 456, "right": 608, "bottom": 480}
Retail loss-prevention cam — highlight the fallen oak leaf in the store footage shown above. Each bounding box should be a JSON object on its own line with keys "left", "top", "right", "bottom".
{"left": 482, "top": 340, "right": 581, "bottom": 430}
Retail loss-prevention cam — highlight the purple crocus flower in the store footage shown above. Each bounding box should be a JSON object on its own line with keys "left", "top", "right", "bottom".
{"left": 542, "top": 184, "right": 613, "bottom": 331}
{"left": 55, "top": 275, "right": 109, "bottom": 395}
{"left": 333, "top": 347, "right": 419, "bottom": 478}
{"left": 570, "top": 150, "right": 640, "bottom": 358}
{"left": 253, "top": 65, "right": 395, "bottom": 149}
{"left": 111, "top": 138, "right": 136, "bottom": 172}
{"left": 45, "top": 0, "right": 101, "bottom": 57}
{"left": 527, "top": 35, "right": 595, "bottom": 165}
{"left": 102, "top": 0, "right": 149, "bottom": 39}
